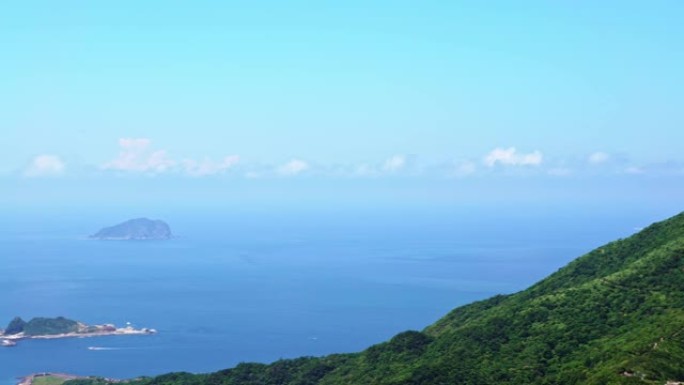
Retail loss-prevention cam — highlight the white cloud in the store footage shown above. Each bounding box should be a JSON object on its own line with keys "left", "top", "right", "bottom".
{"left": 588, "top": 151, "right": 610, "bottom": 165}
{"left": 103, "top": 138, "right": 174, "bottom": 173}
{"left": 353, "top": 164, "right": 379, "bottom": 177}
{"left": 183, "top": 155, "right": 240, "bottom": 176}
{"left": 624, "top": 166, "right": 645, "bottom": 175}
{"left": 450, "top": 161, "right": 477, "bottom": 177}
{"left": 621, "top": 161, "right": 684, "bottom": 176}
{"left": 103, "top": 138, "right": 241, "bottom": 176}
{"left": 277, "top": 159, "right": 310, "bottom": 176}
{"left": 24, "top": 155, "right": 65, "bottom": 177}
{"left": 483, "top": 147, "right": 543, "bottom": 167}
{"left": 548, "top": 167, "right": 573, "bottom": 176}
{"left": 383, "top": 155, "right": 406, "bottom": 172}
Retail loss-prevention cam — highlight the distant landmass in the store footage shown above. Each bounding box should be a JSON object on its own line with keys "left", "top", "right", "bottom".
{"left": 1, "top": 316, "right": 156, "bottom": 347}
{"left": 90, "top": 218, "right": 172, "bottom": 240}
{"left": 64, "top": 211, "right": 684, "bottom": 385}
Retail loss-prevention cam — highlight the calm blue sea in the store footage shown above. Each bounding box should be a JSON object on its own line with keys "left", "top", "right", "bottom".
{"left": 0, "top": 207, "right": 666, "bottom": 384}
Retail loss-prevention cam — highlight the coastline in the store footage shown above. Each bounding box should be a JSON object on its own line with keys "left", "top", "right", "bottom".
{"left": 18, "top": 373, "right": 84, "bottom": 385}
{"left": 2, "top": 325, "right": 156, "bottom": 347}
{"left": 9, "top": 327, "right": 156, "bottom": 340}
{"left": 7, "top": 326, "right": 152, "bottom": 385}
{"left": 17, "top": 373, "right": 122, "bottom": 385}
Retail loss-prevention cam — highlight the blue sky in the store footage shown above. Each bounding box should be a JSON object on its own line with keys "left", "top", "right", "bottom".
{"left": 2, "top": 1, "right": 684, "bottom": 210}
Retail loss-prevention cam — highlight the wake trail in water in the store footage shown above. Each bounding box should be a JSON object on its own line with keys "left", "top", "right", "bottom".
{"left": 87, "top": 346, "right": 127, "bottom": 351}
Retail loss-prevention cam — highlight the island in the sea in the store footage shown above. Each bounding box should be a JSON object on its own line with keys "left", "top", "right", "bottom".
{"left": 0, "top": 316, "right": 156, "bottom": 347}
{"left": 90, "top": 218, "right": 172, "bottom": 240}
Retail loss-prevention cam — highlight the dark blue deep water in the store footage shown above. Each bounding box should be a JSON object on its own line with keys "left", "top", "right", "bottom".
{"left": 0, "top": 207, "right": 666, "bottom": 384}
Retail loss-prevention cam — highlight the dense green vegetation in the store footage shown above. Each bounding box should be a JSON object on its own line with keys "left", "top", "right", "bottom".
{"left": 66, "top": 212, "right": 684, "bottom": 385}
{"left": 65, "top": 379, "right": 113, "bottom": 385}
{"left": 31, "top": 376, "right": 70, "bottom": 385}
{"left": 24, "top": 317, "right": 79, "bottom": 336}
{"left": 3, "top": 316, "right": 79, "bottom": 336}
{"left": 4, "top": 316, "right": 27, "bottom": 335}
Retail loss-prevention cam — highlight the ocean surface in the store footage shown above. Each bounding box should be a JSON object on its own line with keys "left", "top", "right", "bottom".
{"left": 0, "top": 207, "right": 666, "bottom": 384}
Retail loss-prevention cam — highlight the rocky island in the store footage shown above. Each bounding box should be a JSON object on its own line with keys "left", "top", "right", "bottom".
{"left": 90, "top": 218, "right": 172, "bottom": 240}
{"left": 1, "top": 316, "right": 156, "bottom": 347}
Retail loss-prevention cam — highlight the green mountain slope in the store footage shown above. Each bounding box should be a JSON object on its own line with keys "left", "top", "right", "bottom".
{"left": 68, "top": 212, "right": 684, "bottom": 385}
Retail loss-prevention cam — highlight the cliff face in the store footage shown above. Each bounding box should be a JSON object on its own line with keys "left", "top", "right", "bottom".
{"left": 90, "top": 218, "right": 172, "bottom": 240}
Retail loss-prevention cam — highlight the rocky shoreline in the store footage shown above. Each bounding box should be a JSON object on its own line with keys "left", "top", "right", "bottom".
{"left": 2, "top": 324, "right": 157, "bottom": 347}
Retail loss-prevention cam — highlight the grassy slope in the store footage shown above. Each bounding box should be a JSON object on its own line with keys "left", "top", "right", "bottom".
{"left": 68, "top": 212, "right": 684, "bottom": 385}
{"left": 32, "top": 376, "right": 69, "bottom": 385}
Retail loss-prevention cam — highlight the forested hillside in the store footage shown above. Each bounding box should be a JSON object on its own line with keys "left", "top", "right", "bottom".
{"left": 67, "top": 213, "right": 684, "bottom": 385}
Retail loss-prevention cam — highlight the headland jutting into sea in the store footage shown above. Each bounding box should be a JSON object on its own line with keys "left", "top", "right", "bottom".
{"left": 1, "top": 316, "right": 156, "bottom": 348}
